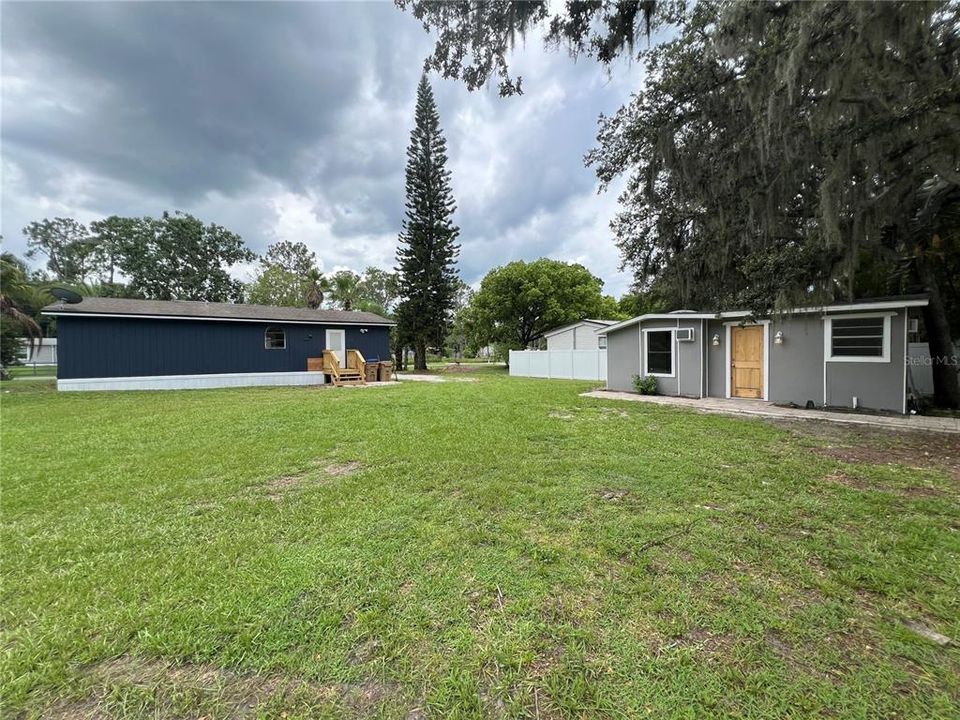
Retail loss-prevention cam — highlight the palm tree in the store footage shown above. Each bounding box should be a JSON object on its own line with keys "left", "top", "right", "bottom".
{"left": 1, "top": 253, "right": 44, "bottom": 379}
{"left": 329, "top": 270, "right": 361, "bottom": 311}
{"left": 305, "top": 270, "right": 330, "bottom": 310}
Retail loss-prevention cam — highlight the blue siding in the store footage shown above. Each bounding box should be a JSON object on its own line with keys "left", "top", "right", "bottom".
{"left": 57, "top": 316, "right": 391, "bottom": 379}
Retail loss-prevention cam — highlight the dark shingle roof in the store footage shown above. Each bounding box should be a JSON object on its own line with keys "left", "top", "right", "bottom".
{"left": 42, "top": 297, "right": 394, "bottom": 326}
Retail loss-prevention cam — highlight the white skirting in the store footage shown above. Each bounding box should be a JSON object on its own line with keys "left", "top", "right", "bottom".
{"left": 57, "top": 371, "right": 327, "bottom": 392}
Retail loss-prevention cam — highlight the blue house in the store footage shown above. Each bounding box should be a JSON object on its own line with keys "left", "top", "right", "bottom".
{"left": 43, "top": 297, "right": 394, "bottom": 391}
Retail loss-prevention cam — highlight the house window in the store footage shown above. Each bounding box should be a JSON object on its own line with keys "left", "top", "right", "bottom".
{"left": 598, "top": 336, "right": 608, "bottom": 350}
{"left": 264, "top": 326, "right": 286, "bottom": 349}
{"left": 644, "top": 330, "right": 674, "bottom": 376}
{"left": 826, "top": 315, "right": 890, "bottom": 362}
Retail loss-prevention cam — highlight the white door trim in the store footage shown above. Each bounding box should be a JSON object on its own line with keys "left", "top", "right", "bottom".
{"left": 325, "top": 328, "right": 346, "bottom": 365}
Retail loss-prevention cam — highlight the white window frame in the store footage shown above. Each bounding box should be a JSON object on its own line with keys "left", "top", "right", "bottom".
{"left": 641, "top": 328, "right": 675, "bottom": 378}
{"left": 264, "top": 326, "right": 287, "bottom": 350}
{"left": 823, "top": 312, "right": 892, "bottom": 363}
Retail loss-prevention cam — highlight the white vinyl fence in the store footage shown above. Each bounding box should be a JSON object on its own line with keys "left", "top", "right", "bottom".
{"left": 509, "top": 349, "right": 607, "bottom": 381}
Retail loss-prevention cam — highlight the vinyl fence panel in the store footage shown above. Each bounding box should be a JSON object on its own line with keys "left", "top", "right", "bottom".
{"left": 509, "top": 350, "right": 606, "bottom": 381}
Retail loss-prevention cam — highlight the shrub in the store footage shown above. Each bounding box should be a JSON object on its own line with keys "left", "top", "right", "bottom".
{"left": 633, "top": 374, "right": 658, "bottom": 395}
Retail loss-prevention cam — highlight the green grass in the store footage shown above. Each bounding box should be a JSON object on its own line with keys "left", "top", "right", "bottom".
{"left": 2, "top": 365, "right": 57, "bottom": 380}
{"left": 2, "top": 374, "right": 958, "bottom": 719}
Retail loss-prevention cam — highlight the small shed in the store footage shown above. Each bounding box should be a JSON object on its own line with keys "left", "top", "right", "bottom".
{"left": 42, "top": 297, "right": 394, "bottom": 391}
{"left": 542, "top": 319, "right": 615, "bottom": 351}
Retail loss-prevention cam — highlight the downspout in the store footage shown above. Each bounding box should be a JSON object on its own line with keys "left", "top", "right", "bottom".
{"left": 676, "top": 318, "right": 681, "bottom": 397}
{"left": 822, "top": 315, "right": 828, "bottom": 407}
{"left": 902, "top": 306, "right": 908, "bottom": 414}
{"left": 701, "top": 318, "right": 705, "bottom": 398}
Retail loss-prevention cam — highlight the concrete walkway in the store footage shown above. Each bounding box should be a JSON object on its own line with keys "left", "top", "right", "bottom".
{"left": 580, "top": 390, "right": 960, "bottom": 434}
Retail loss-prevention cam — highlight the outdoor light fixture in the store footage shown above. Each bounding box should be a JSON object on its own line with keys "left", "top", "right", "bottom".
{"left": 711, "top": 333, "right": 720, "bottom": 346}
{"left": 360, "top": 328, "right": 368, "bottom": 334}
{"left": 774, "top": 330, "right": 784, "bottom": 344}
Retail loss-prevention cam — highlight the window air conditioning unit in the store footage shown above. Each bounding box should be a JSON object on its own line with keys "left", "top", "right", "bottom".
{"left": 676, "top": 328, "right": 695, "bottom": 342}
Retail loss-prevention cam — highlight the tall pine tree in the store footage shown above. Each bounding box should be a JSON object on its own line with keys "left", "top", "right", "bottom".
{"left": 395, "top": 74, "right": 461, "bottom": 370}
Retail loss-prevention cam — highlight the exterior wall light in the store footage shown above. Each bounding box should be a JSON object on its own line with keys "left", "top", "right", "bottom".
{"left": 711, "top": 333, "right": 720, "bottom": 346}
{"left": 774, "top": 330, "right": 784, "bottom": 344}
{"left": 360, "top": 328, "right": 368, "bottom": 334}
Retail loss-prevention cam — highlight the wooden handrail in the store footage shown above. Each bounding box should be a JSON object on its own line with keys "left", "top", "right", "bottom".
{"left": 323, "top": 350, "right": 342, "bottom": 380}
{"left": 323, "top": 349, "right": 366, "bottom": 386}
{"left": 346, "top": 349, "right": 365, "bottom": 373}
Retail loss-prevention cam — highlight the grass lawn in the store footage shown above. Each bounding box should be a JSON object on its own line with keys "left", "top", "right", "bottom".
{"left": 2, "top": 372, "right": 958, "bottom": 719}
{"left": 3, "top": 365, "right": 57, "bottom": 380}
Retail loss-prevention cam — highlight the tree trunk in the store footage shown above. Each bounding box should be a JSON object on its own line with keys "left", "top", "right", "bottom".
{"left": 917, "top": 257, "right": 960, "bottom": 409}
{"left": 393, "top": 344, "right": 403, "bottom": 370}
{"left": 414, "top": 338, "right": 428, "bottom": 371}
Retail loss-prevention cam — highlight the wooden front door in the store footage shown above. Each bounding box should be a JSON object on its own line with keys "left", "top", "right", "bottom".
{"left": 731, "top": 325, "right": 764, "bottom": 399}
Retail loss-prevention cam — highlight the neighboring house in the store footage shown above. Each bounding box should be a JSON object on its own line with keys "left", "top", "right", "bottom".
{"left": 17, "top": 338, "right": 57, "bottom": 366}
{"left": 543, "top": 319, "right": 615, "bottom": 351}
{"left": 598, "top": 295, "right": 929, "bottom": 414}
{"left": 42, "top": 297, "right": 393, "bottom": 391}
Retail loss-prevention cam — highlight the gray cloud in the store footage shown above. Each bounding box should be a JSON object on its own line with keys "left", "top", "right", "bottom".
{"left": 1, "top": 1, "right": 636, "bottom": 295}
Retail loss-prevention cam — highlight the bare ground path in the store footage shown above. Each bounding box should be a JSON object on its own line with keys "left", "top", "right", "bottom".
{"left": 581, "top": 390, "right": 960, "bottom": 434}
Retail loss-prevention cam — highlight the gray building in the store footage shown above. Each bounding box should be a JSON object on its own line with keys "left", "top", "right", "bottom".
{"left": 17, "top": 337, "right": 57, "bottom": 366}
{"left": 598, "top": 296, "right": 929, "bottom": 414}
{"left": 543, "top": 319, "right": 614, "bottom": 351}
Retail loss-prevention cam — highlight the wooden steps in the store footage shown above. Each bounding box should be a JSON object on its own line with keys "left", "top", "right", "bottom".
{"left": 321, "top": 349, "right": 367, "bottom": 387}
{"left": 336, "top": 370, "right": 364, "bottom": 386}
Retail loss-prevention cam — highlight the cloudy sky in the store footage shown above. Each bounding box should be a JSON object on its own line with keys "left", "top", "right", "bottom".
{"left": 2, "top": 1, "right": 640, "bottom": 295}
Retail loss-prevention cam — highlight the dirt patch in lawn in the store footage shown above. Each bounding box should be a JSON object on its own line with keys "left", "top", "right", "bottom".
{"left": 440, "top": 363, "right": 485, "bottom": 373}
{"left": 777, "top": 421, "right": 960, "bottom": 482}
{"left": 262, "top": 460, "right": 363, "bottom": 499}
{"left": 44, "top": 654, "right": 402, "bottom": 719}
{"left": 823, "top": 469, "right": 874, "bottom": 491}
{"left": 598, "top": 407, "right": 629, "bottom": 418}
{"left": 325, "top": 460, "right": 363, "bottom": 476}
{"left": 822, "top": 469, "right": 946, "bottom": 498}
{"left": 648, "top": 624, "right": 736, "bottom": 660}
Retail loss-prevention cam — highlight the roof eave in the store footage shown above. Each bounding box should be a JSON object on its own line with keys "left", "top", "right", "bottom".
{"left": 543, "top": 320, "right": 613, "bottom": 337}
{"left": 41, "top": 310, "right": 396, "bottom": 326}
{"left": 597, "top": 298, "right": 929, "bottom": 335}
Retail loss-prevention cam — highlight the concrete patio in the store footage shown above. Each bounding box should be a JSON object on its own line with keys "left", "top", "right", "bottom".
{"left": 581, "top": 390, "right": 960, "bottom": 434}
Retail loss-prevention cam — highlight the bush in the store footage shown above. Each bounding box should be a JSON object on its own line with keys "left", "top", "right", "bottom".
{"left": 633, "top": 374, "right": 658, "bottom": 395}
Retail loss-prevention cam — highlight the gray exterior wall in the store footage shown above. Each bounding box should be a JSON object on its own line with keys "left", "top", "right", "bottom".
{"left": 546, "top": 322, "right": 606, "bottom": 351}
{"left": 768, "top": 315, "right": 824, "bottom": 407}
{"left": 575, "top": 324, "right": 604, "bottom": 350}
{"left": 606, "top": 318, "right": 705, "bottom": 397}
{"left": 635, "top": 318, "right": 704, "bottom": 397}
{"left": 824, "top": 310, "right": 906, "bottom": 412}
{"left": 706, "top": 319, "right": 725, "bottom": 398}
{"left": 605, "top": 324, "right": 640, "bottom": 392}
{"left": 546, "top": 327, "right": 575, "bottom": 350}
{"left": 611, "top": 307, "right": 912, "bottom": 412}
